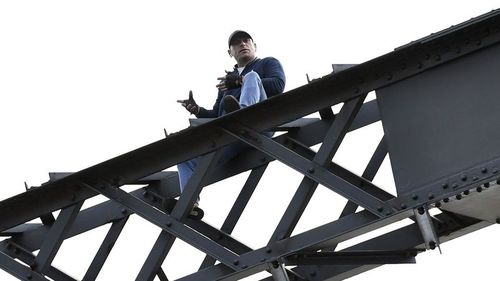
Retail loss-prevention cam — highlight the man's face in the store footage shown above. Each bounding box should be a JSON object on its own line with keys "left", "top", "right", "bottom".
{"left": 229, "top": 37, "right": 256, "bottom": 66}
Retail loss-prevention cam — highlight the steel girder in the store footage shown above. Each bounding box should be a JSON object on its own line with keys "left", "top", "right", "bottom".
{"left": 1, "top": 9, "right": 500, "bottom": 281}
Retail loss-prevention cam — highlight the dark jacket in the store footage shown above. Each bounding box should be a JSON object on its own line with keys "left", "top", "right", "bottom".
{"left": 197, "top": 57, "right": 285, "bottom": 118}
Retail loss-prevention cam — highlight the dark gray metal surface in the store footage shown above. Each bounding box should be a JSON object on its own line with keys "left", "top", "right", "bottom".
{"left": 377, "top": 42, "right": 500, "bottom": 195}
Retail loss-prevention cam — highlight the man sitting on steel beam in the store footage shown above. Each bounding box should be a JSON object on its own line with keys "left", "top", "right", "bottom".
{"left": 177, "top": 30, "right": 286, "bottom": 218}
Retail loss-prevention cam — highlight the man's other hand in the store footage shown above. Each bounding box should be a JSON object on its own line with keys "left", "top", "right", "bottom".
{"left": 216, "top": 70, "right": 242, "bottom": 92}
{"left": 177, "top": 90, "right": 200, "bottom": 115}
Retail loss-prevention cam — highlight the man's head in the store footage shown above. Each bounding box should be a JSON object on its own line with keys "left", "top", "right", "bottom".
{"left": 227, "top": 30, "right": 257, "bottom": 67}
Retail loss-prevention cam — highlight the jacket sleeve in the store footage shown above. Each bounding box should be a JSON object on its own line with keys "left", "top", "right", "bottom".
{"left": 196, "top": 91, "right": 223, "bottom": 118}
{"left": 261, "top": 57, "right": 286, "bottom": 97}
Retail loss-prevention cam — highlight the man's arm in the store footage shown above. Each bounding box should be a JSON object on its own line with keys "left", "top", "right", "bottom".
{"left": 260, "top": 57, "right": 286, "bottom": 97}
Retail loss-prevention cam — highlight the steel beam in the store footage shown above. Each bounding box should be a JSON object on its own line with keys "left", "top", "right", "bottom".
{"left": 3, "top": 10, "right": 498, "bottom": 234}
{"left": 0, "top": 241, "right": 77, "bottom": 281}
{"left": 32, "top": 201, "right": 83, "bottom": 274}
{"left": 82, "top": 217, "right": 129, "bottom": 281}
{"left": 178, "top": 209, "right": 412, "bottom": 280}
{"left": 0, "top": 251, "right": 49, "bottom": 281}
{"left": 137, "top": 150, "right": 223, "bottom": 281}
{"left": 223, "top": 122, "right": 393, "bottom": 216}
{"left": 200, "top": 164, "right": 267, "bottom": 269}
{"left": 269, "top": 96, "right": 367, "bottom": 242}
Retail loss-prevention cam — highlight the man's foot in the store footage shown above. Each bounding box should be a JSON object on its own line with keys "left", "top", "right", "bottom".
{"left": 189, "top": 202, "right": 204, "bottom": 220}
{"left": 223, "top": 95, "right": 241, "bottom": 113}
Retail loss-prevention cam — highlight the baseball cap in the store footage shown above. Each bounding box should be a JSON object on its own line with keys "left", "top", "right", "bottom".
{"left": 228, "top": 30, "right": 253, "bottom": 47}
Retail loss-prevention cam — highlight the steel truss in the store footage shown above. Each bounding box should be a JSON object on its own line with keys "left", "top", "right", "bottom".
{"left": 1, "top": 9, "right": 500, "bottom": 281}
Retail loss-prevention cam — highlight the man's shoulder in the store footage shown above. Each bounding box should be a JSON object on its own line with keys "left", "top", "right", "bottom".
{"left": 259, "top": 57, "right": 280, "bottom": 63}
{"left": 253, "top": 57, "right": 281, "bottom": 68}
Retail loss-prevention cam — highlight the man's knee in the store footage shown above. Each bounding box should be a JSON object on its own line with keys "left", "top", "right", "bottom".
{"left": 243, "top": 71, "right": 261, "bottom": 84}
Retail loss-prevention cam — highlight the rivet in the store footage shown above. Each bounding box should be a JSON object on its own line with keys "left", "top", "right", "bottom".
{"left": 165, "top": 221, "right": 172, "bottom": 227}
{"left": 265, "top": 247, "right": 272, "bottom": 254}
{"left": 417, "top": 62, "right": 423, "bottom": 69}
{"left": 442, "top": 183, "right": 449, "bottom": 189}
{"left": 26, "top": 274, "right": 32, "bottom": 280}
{"left": 418, "top": 207, "right": 425, "bottom": 215}
{"left": 428, "top": 193, "right": 435, "bottom": 200}
{"left": 481, "top": 168, "right": 488, "bottom": 174}
{"left": 476, "top": 186, "right": 483, "bottom": 193}
{"left": 121, "top": 208, "right": 128, "bottom": 215}
{"left": 435, "top": 202, "right": 442, "bottom": 208}
{"left": 484, "top": 182, "right": 490, "bottom": 188}
{"left": 496, "top": 218, "right": 500, "bottom": 224}
{"left": 260, "top": 157, "right": 267, "bottom": 163}
{"left": 412, "top": 194, "right": 418, "bottom": 201}
{"left": 400, "top": 203, "right": 407, "bottom": 209}
{"left": 233, "top": 260, "right": 240, "bottom": 266}
{"left": 307, "top": 167, "right": 315, "bottom": 174}
{"left": 497, "top": 179, "right": 500, "bottom": 185}
{"left": 456, "top": 194, "right": 462, "bottom": 200}
{"left": 377, "top": 206, "right": 384, "bottom": 212}
{"left": 463, "top": 190, "right": 470, "bottom": 195}
{"left": 461, "top": 175, "right": 467, "bottom": 182}
{"left": 443, "top": 198, "right": 450, "bottom": 203}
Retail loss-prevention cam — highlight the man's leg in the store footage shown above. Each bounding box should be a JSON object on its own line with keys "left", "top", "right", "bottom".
{"left": 177, "top": 158, "right": 199, "bottom": 194}
{"left": 239, "top": 71, "right": 267, "bottom": 107}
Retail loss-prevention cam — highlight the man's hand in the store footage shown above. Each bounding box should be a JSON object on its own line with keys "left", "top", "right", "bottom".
{"left": 177, "top": 90, "right": 200, "bottom": 115}
{"left": 216, "top": 70, "right": 243, "bottom": 92}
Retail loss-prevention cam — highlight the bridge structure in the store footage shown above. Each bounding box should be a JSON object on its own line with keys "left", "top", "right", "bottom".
{"left": 1, "top": 9, "right": 500, "bottom": 281}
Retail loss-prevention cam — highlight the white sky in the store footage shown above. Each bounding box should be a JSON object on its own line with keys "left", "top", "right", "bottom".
{"left": 1, "top": 1, "right": 500, "bottom": 280}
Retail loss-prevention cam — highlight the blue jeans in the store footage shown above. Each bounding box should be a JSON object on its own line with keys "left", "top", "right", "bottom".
{"left": 177, "top": 71, "right": 267, "bottom": 194}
